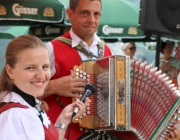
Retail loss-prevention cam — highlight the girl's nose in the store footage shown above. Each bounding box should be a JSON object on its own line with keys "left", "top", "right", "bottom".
{"left": 35, "top": 69, "right": 45, "bottom": 79}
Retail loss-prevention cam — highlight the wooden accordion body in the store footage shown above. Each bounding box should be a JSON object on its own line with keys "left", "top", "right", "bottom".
{"left": 73, "top": 55, "right": 180, "bottom": 140}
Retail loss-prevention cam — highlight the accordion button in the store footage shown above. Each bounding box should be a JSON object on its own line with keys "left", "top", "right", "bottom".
{"left": 86, "top": 107, "right": 90, "bottom": 110}
{"left": 83, "top": 113, "right": 86, "bottom": 116}
{"left": 161, "top": 134, "right": 165, "bottom": 138}
{"left": 168, "top": 122, "right": 173, "bottom": 126}
{"left": 178, "top": 108, "right": 180, "bottom": 113}
{"left": 174, "top": 115, "right": 178, "bottom": 119}
{"left": 177, "top": 117, "right": 180, "bottom": 121}
{"left": 167, "top": 126, "right": 171, "bottom": 129}
{"left": 87, "top": 111, "right": 90, "bottom": 114}
{"left": 162, "top": 131, "right": 167, "bottom": 135}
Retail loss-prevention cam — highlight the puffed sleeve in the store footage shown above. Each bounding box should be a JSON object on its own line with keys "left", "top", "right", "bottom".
{"left": 0, "top": 107, "right": 45, "bottom": 140}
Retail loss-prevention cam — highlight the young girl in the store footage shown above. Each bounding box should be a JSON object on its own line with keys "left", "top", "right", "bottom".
{"left": 0, "top": 35, "right": 90, "bottom": 140}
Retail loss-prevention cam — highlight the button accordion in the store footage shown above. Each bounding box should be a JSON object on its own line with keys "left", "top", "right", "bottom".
{"left": 72, "top": 55, "right": 180, "bottom": 140}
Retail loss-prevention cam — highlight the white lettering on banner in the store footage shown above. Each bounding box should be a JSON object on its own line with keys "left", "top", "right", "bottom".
{"left": 45, "top": 26, "right": 60, "bottom": 35}
{"left": 102, "top": 25, "right": 124, "bottom": 35}
{"left": 176, "top": 24, "right": 180, "bottom": 29}
{"left": 12, "top": 3, "right": 38, "bottom": 16}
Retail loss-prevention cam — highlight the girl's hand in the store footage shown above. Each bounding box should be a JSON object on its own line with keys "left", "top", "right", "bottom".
{"left": 56, "top": 97, "right": 91, "bottom": 126}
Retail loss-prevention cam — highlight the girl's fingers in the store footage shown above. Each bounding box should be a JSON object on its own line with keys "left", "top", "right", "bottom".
{"left": 72, "top": 98, "right": 91, "bottom": 119}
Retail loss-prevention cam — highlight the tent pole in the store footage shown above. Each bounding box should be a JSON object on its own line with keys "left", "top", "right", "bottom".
{"left": 155, "top": 35, "right": 161, "bottom": 69}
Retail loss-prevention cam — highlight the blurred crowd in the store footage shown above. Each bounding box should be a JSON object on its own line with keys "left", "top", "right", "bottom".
{"left": 108, "top": 40, "right": 180, "bottom": 90}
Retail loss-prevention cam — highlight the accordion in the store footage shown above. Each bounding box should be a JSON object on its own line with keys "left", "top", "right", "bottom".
{"left": 73, "top": 55, "right": 180, "bottom": 140}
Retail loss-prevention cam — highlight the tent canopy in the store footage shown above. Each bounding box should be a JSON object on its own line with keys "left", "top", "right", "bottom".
{"left": 0, "top": 0, "right": 65, "bottom": 25}
{"left": 0, "top": 26, "right": 29, "bottom": 39}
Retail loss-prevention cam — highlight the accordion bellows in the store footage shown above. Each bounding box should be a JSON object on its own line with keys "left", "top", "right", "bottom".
{"left": 73, "top": 55, "right": 180, "bottom": 140}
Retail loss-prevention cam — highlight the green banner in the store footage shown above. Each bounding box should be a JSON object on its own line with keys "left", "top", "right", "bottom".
{"left": 29, "top": 24, "right": 70, "bottom": 41}
{"left": 0, "top": 0, "right": 65, "bottom": 25}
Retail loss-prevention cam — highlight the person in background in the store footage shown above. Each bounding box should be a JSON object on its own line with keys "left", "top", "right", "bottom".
{"left": 175, "top": 42, "right": 180, "bottom": 90}
{"left": 0, "top": 35, "right": 90, "bottom": 140}
{"left": 153, "top": 41, "right": 180, "bottom": 87}
{"left": 121, "top": 42, "right": 136, "bottom": 59}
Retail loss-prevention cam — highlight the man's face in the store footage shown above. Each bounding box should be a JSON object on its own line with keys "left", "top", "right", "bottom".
{"left": 67, "top": 0, "right": 102, "bottom": 41}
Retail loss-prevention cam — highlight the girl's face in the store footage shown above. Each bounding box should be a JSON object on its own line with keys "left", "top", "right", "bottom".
{"left": 6, "top": 47, "right": 51, "bottom": 98}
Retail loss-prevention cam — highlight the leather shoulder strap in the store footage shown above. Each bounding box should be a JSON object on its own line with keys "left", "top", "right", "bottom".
{"left": 54, "top": 36, "right": 72, "bottom": 45}
{"left": 0, "top": 102, "right": 28, "bottom": 114}
{"left": 54, "top": 36, "right": 105, "bottom": 48}
{"left": 54, "top": 37, "right": 106, "bottom": 59}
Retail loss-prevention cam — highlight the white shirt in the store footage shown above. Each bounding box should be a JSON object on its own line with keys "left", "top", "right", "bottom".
{"left": 46, "top": 29, "right": 101, "bottom": 77}
{"left": 0, "top": 92, "right": 50, "bottom": 140}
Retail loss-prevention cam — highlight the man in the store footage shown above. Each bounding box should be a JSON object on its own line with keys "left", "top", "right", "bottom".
{"left": 43, "top": 1, "right": 179, "bottom": 139}
{"left": 43, "top": 0, "right": 112, "bottom": 139}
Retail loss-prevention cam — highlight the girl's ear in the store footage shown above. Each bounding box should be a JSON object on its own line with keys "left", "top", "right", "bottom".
{"left": 6, "top": 64, "right": 14, "bottom": 79}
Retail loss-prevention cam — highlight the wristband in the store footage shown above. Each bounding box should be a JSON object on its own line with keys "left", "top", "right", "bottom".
{"left": 54, "top": 123, "right": 67, "bottom": 130}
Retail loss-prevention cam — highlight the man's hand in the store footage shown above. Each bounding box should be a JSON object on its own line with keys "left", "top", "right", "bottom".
{"left": 43, "top": 70, "right": 86, "bottom": 98}
{"left": 166, "top": 121, "right": 180, "bottom": 140}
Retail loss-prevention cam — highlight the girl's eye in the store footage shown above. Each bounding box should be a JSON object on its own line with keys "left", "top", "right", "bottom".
{"left": 26, "top": 67, "right": 34, "bottom": 70}
{"left": 43, "top": 65, "right": 49, "bottom": 70}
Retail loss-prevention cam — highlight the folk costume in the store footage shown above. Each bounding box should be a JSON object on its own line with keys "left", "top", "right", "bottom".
{"left": 44, "top": 29, "right": 112, "bottom": 139}
{"left": 0, "top": 85, "right": 58, "bottom": 140}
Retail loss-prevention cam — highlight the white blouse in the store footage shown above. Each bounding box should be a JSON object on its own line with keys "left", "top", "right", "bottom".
{"left": 0, "top": 92, "right": 51, "bottom": 140}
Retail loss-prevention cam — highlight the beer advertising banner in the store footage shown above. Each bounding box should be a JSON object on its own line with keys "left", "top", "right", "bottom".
{"left": 0, "top": 0, "right": 65, "bottom": 25}
{"left": 29, "top": 24, "right": 70, "bottom": 41}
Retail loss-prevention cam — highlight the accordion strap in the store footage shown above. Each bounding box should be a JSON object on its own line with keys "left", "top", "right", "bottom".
{"left": 54, "top": 37, "right": 105, "bottom": 59}
{"left": 56, "top": 95, "right": 66, "bottom": 108}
